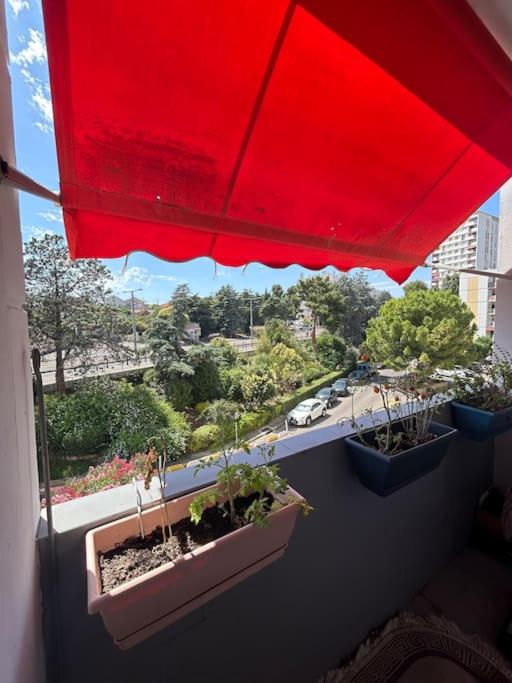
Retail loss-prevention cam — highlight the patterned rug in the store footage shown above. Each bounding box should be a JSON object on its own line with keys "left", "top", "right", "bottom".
{"left": 320, "top": 613, "right": 512, "bottom": 682}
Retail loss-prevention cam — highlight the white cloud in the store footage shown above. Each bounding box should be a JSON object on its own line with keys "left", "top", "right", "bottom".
{"left": 17, "top": 67, "right": 54, "bottom": 134}
{"left": 110, "top": 266, "right": 179, "bottom": 293}
{"left": 10, "top": 29, "right": 47, "bottom": 66}
{"left": 8, "top": 0, "right": 29, "bottom": 17}
{"left": 22, "top": 225, "right": 56, "bottom": 239}
{"left": 31, "top": 84, "right": 53, "bottom": 123}
{"left": 38, "top": 209, "right": 63, "bottom": 223}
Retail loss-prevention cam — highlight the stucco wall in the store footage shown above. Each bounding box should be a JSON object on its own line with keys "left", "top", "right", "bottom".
{"left": 0, "top": 5, "right": 45, "bottom": 682}
{"left": 40, "top": 407, "right": 493, "bottom": 683}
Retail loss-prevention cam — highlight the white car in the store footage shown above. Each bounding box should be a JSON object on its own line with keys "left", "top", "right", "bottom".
{"left": 287, "top": 399, "right": 326, "bottom": 427}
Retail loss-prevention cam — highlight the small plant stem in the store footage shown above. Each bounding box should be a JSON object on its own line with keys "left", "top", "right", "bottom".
{"left": 223, "top": 451, "right": 237, "bottom": 526}
{"left": 132, "top": 478, "right": 145, "bottom": 540}
{"left": 157, "top": 453, "right": 173, "bottom": 544}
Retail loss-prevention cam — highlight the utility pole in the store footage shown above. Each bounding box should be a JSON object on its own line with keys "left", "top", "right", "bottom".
{"left": 245, "top": 295, "right": 262, "bottom": 341}
{"left": 124, "top": 288, "right": 143, "bottom": 354}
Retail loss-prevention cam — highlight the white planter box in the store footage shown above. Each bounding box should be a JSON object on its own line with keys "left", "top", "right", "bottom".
{"left": 86, "top": 483, "right": 303, "bottom": 649}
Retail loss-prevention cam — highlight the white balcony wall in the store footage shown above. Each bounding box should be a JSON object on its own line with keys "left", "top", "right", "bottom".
{"left": 0, "top": 5, "right": 45, "bottom": 682}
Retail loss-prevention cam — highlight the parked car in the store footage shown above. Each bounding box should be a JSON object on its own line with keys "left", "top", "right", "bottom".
{"left": 356, "top": 361, "right": 378, "bottom": 376}
{"left": 348, "top": 369, "right": 368, "bottom": 382}
{"left": 332, "top": 378, "right": 349, "bottom": 396}
{"left": 315, "top": 387, "right": 337, "bottom": 408}
{"left": 287, "top": 399, "right": 326, "bottom": 427}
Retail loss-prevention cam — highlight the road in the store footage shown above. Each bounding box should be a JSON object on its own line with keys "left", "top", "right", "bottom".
{"left": 38, "top": 329, "right": 324, "bottom": 388}
{"left": 278, "top": 369, "right": 405, "bottom": 440}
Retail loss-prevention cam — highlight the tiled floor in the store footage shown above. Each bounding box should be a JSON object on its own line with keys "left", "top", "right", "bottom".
{"left": 409, "top": 546, "right": 512, "bottom": 644}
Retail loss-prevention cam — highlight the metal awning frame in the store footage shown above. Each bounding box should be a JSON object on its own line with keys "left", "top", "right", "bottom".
{"left": 0, "top": 155, "right": 61, "bottom": 203}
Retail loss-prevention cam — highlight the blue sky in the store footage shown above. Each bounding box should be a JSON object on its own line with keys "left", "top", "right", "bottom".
{"left": 5, "top": 0, "right": 500, "bottom": 303}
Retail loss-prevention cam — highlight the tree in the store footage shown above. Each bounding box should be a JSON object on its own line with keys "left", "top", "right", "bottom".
{"left": 144, "top": 315, "right": 186, "bottom": 380}
{"left": 288, "top": 275, "right": 344, "bottom": 350}
{"left": 209, "top": 337, "right": 240, "bottom": 366}
{"left": 212, "top": 285, "right": 243, "bottom": 337}
{"left": 472, "top": 335, "right": 493, "bottom": 362}
{"left": 260, "top": 284, "right": 290, "bottom": 322}
{"left": 364, "top": 288, "right": 478, "bottom": 369}
{"left": 240, "top": 371, "right": 276, "bottom": 410}
{"left": 336, "top": 272, "right": 391, "bottom": 347}
{"left": 316, "top": 332, "right": 347, "bottom": 370}
{"left": 268, "top": 343, "right": 303, "bottom": 391}
{"left": 24, "top": 234, "right": 125, "bottom": 393}
{"left": 188, "top": 294, "right": 216, "bottom": 337}
{"left": 184, "top": 345, "right": 222, "bottom": 404}
{"left": 402, "top": 280, "right": 429, "bottom": 294}
{"left": 441, "top": 272, "right": 460, "bottom": 296}
{"left": 169, "top": 283, "right": 192, "bottom": 336}
{"left": 256, "top": 318, "right": 296, "bottom": 353}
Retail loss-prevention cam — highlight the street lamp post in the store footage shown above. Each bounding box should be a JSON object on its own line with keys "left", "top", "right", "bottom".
{"left": 124, "top": 288, "right": 143, "bottom": 354}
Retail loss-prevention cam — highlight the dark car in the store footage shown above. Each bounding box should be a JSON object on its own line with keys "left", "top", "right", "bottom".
{"left": 348, "top": 369, "right": 368, "bottom": 382}
{"left": 332, "top": 378, "right": 349, "bottom": 396}
{"left": 315, "top": 387, "right": 337, "bottom": 408}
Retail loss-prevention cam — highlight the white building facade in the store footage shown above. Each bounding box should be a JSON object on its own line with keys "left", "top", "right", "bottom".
{"left": 431, "top": 211, "right": 499, "bottom": 288}
{"left": 431, "top": 211, "right": 499, "bottom": 337}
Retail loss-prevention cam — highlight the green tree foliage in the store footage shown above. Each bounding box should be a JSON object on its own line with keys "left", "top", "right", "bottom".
{"left": 268, "top": 343, "right": 303, "bottom": 391}
{"left": 43, "top": 378, "right": 190, "bottom": 460}
{"left": 166, "top": 379, "right": 193, "bottom": 411}
{"left": 184, "top": 345, "right": 222, "bottom": 404}
{"left": 24, "top": 234, "right": 125, "bottom": 392}
{"left": 188, "top": 294, "right": 216, "bottom": 337}
{"left": 440, "top": 272, "right": 460, "bottom": 295}
{"left": 220, "top": 365, "right": 245, "bottom": 402}
{"left": 288, "top": 275, "right": 344, "bottom": 349}
{"left": 316, "top": 332, "right": 347, "bottom": 370}
{"left": 260, "top": 284, "right": 291, "bottom": 322}
{"left": 169, "top": 283, "right": 192, "bottom": 335}
{"left": 144, "top": 314, "right": 185, "bottom": 381}
{"left": 213, "top": 285, "right": 244, "bottom": 336}
{"left": 256, "top": 318, "right": 296, "bottom": 353}
{"left": 472, "top": 335, "right": 493, "bottom": 362}
{"left": 240, "top": 371, "right": 276, "bottom": 410}
{"left": 402, "top": 280, "right": 429, "bottom": 294}
{"left": 336, "top": 272, "right": 391, "bottom": 347}
{"left": 364, "top": 288, "right": 478, "bottom": 369}
{"left": 210, "top": 337, "right": 240, "bottom": 365}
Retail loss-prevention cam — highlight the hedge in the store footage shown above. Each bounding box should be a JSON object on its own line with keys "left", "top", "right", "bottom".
{"left": 189, "top": 424, "right": 221, "bottom": 453}
{"left": 188, "top": 369, "right": 348, "bottom": 451}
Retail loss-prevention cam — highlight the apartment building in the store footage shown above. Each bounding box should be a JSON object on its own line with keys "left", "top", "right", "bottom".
{"left": 431, "top": 211, "right": 499, "bottom": 288}
{"left": 430, "top": 211, "right": 499, "bottom": 337}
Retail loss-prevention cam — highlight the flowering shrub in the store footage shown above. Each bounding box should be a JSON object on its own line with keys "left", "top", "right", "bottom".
{"left": 43, "top": 452, "right": 157, "bottom": 507}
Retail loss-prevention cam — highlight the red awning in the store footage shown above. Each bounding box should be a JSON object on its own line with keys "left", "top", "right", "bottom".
{"left": 42, "top": 0, "right": 512, "bottom": 283}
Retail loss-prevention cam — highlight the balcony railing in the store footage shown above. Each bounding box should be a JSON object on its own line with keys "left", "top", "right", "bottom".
{"left": 37, "top": 402, "right": 495, "bottom": 683}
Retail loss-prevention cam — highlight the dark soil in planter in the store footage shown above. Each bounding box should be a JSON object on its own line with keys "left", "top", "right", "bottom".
{"left": 355, "top": 429, "right": 436, "bottom": 456}
{"left": 99, "top": 493, "right": 272, "bottom": 592}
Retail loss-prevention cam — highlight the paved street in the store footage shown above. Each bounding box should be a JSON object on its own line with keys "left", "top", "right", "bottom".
{"left": 278, "top": 369, "right": 405, "bottom": 440}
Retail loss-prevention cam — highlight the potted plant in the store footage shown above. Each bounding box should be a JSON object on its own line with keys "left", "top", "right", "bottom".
{"left": 86, "top": 400, "right": 310, "bottom": 649}
{"left": 343, "top": 369, "right": 456, "bottom": 496}
{"left": 451, "top": 352, "right": 512, "bottom": 441}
